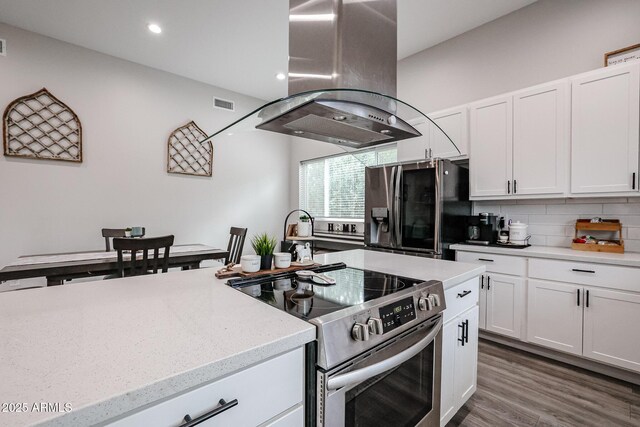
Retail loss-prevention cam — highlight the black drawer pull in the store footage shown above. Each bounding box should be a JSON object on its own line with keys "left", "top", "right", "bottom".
{"left": 478, "top": 258, "right": 494, "bottom": 262}
{"left": 458, "top": 290, "right": 472, "bottom": 298}
{"left": 183, "top": 399, "right": 238, "bottom": 426}
{"left": 577, "top": 289, "right": 580, "bottom": 306}
{"left": 572, "top": 268, "right": 595, "bottom": 274}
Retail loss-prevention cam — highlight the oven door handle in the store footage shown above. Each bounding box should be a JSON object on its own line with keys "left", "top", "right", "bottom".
{"left": 326, "top": 317, "right": 442, "bottom": 391}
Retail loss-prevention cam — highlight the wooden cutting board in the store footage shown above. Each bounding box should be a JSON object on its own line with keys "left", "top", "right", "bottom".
{"left": 215, "top": 263, "right": 320, "bottom": 279}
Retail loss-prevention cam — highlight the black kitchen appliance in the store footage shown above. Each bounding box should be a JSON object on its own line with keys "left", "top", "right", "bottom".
{"left": 364, "top": 159, "right": 471, "bottom": 260}
{"left": 466, "top": 213, "right": 499, "bottom": 245}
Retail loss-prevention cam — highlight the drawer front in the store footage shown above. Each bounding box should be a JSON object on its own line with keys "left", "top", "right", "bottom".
{"left": 456, "top": 251, "right": 526, "bottom": 276}
{"left": 529, "top": 258, "right": 640, "bottom": 291}
{"left": 444, "top": 277, "right": 480, "bottom": 322}
{"left": 108, "top": 348, "right": 304, "bottom": 427}
{"left": 260, "top": 405, "right": 304, "bottom": 427}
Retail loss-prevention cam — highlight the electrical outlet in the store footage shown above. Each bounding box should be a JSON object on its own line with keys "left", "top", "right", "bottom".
{"left": 0, "top": 38, "right": 6, "bottom": 56}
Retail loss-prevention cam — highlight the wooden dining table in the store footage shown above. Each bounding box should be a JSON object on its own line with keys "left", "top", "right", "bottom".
{"left": 0, "top": 244, "right": 229, "bottom": 286}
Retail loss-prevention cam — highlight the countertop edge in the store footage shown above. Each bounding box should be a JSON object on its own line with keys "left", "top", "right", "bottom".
{"left": 36, "top": 327, "right": 315, "bottom": 427}
{"left": 450, "top": 244, "right": 640, "bottom": 268}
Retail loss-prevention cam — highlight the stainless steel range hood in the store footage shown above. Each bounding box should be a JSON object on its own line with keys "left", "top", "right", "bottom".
{"left": 204, "top": 0, "right": 459, "bottom": 154}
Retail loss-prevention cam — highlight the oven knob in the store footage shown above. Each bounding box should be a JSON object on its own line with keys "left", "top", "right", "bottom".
{"left": 351, "top": 322, "right": 370, "bottom": 341}
{"left": 367, "top": 317, "right": 384, "bottom": 335}
{"left": 428, "top": 294, "right": 441, "bottom": 308}
{"left": 418, "top": 296, "right": 432, "bottom": 311}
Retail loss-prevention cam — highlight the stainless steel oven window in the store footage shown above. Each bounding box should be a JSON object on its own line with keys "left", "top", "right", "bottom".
{"left": 319, "top": 316, "right": 442, "bottom": 427}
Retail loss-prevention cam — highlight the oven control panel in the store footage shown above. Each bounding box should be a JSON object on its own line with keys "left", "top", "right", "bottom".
{"left": 378, "top": 296, "right": 416, "bottom": 333}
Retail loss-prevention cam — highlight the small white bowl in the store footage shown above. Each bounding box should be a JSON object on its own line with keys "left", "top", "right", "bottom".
{"left": 274, "top": 252, "right": 292, "bottom": 269}
{"left": 240, "top": 255, "right": 261, "bottom": 273}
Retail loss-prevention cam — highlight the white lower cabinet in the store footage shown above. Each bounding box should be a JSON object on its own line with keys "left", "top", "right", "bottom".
{"left": 583, "top": 288, "right": 640, "bottom": 371}
{"left": 107, "top": 348, "right": 304, "bottom": 427}
{"left": 484, "top": 273, "right": 524, "bottom": 339}
{"left": 527, "top": 279, "right": 582, "bottom": 355}
{"left": 441, "top": 278, "right": 479, "bottom": 426}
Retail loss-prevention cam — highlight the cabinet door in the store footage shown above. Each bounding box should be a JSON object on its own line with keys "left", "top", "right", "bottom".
{"left": 478, "top": 274, "right": 487, "bottom": 330}
{"left": 583, "top": 288, "right": 640, "bottom": 372}
{"left": 397, "top": 118, "right": 429, "bottom": 162}
{"left": 513, "top": 81, "right": 569, "bottom": 195}
{"left": 440, "top": 319, "right": 458, "bottom": 426}
{"left": 455, "top": 306, "right": 479, "bottom": 405}
{"left": 469, "top": 95, "right": 513, "bottom": 197}
{"left": 571, "top": 63, "right": 640, "bottom": 194}
{"left": 428, "top": 106, "right": 468, "bottom": 158}
{"left": 527, "top": 279, "right": 583, "bottom": 355}
{"left": 485, "top": 273, "right": 524, "bottom": 339}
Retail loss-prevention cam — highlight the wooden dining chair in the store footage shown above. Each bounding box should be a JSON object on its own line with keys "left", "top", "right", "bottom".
{"left": 112, "top": 235, "right": 174, "bottom": 278}
{"left": 102, "top": 228, "right": 145, "bottom": 251}
{"left": 225, "top": 227, "right": 247, "bottom": 265}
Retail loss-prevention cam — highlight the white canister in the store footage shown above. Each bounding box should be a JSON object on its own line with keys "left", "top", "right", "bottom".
{"left": 273, "top": 252, "right": 292, "bottom": 269}
{"left": 297, "top": 221, "right": 311, "bottom": 237}
{"left": 240, "top": 255, "right": 261, "bottom": 273}
{"left": 509, "top": 221, "right": 529, "bottom": 244}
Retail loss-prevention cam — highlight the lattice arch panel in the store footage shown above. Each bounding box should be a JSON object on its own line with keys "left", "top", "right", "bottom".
{"left": 3, "top": 88, "right": 82, "bottom": 162}
{"left": 167, "top": 121, "right": 213, "bottom": 177}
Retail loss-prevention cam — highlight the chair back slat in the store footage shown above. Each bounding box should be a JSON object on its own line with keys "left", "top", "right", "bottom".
{"left": 113, "top": 235, "right": 174, "bottom": 278}
{"left": 226, "top": 227, "right": 247, "bottom": 264}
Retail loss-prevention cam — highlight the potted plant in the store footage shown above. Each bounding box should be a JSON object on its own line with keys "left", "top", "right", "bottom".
{"left": 297, "top": 215, "right": 311, "bottom": 237}
{"left": 251, "top": 233, "right": 277, "bottom": 270}
{"left": 124, "top": 227, "right": 132, "bottom": 237}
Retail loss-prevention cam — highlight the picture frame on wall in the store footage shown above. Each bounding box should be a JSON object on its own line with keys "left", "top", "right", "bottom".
{"left": 604, "top": 43, "right": 640, "bottom": 67}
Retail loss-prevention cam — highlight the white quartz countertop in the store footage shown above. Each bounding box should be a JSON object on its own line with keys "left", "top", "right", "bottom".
{"left": 315, "top": 249, "right": 485, "bottom": 289}
{"left": 0, "top": 268, "right": 315, "bottom": 427}
{"left": 450, "top": 244, "right": 640, "bottom": 268}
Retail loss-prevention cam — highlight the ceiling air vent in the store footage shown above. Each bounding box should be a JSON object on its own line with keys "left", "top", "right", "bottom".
{"left": 0, "top": 39, "right": 6, "bottom": 56}
{"left": 213, "top": 97, "right": 235, "bottom": 112}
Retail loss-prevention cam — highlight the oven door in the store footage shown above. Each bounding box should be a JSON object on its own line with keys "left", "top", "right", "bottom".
{"left": 319, "top": 316, "right": 442, "bottom": 427}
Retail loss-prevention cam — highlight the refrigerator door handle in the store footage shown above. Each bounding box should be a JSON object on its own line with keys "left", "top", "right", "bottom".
{"left": 393, "top": 165, "right": 403, "bottom": 248}
{"left": 389, "top": 166, "right": 397, "bottom": 247}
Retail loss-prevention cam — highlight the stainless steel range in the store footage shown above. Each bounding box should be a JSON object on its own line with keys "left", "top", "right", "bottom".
{"left": 227, "top": 263, "right": 446, "bottom": 427}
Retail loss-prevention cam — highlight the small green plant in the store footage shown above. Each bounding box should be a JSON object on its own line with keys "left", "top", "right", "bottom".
{"left": 125, "top": 227, "right": 132, "bottom": 232}
{"left": 251, "top": 233, "right": 277, "bottom": 256}
{"left": 299, "top": 215, "right": 310, "bottom": 222}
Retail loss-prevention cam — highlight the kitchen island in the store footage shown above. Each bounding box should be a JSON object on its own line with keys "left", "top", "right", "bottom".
{"left": 0, "top": 249, "right": 483, "bottom": 427}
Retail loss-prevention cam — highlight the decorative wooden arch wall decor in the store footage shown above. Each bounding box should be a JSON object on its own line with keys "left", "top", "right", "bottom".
{"left": 3, "top": 88, "right": 82, "bottom": 162}
{"left": 167, "top": 121, "right": 213, "bottom": 177}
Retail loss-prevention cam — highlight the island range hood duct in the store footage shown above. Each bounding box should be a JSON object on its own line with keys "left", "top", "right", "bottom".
{"left": 256, "top": 0, "right": 422, "bottom": 148}
{"left": 204, "top": 0, "right": 459, "bottom": 154}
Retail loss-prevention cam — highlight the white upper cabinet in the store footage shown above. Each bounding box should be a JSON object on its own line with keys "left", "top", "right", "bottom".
{"left": 469, "top": 95, "right": 513, "bottom": 197}
{"left": 396, "top": 117, "right": 428, "bottom": 162}
{"left": 571, "top": 63, "right": 640, "bottom": 194}
{"left": 512, "top": 81, "right": 570, "bottom": 195}
{"left": 428, "top": 106, "right": 469, "bottom": 159}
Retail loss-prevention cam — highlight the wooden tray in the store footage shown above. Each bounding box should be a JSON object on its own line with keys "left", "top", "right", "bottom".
{"left": 573, "top": 219, "right": 624, "bottom": 253}
{"left": 215, "top": 263, "right": 320, "bottom": 279}
{"left": 571, "top": 241, "right": 625, "bottom": 254}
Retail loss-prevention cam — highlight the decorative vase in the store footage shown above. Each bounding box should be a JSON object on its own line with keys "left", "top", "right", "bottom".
{"left": 297, "top": 221, "right": 311, "bottom": 237}
{"left": 260, "top": 254, "right": 273, "bottom": 270}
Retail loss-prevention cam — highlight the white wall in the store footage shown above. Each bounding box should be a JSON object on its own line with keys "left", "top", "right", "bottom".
{"left": 398, "top": 0, "right": 640, "bottom": 113}
{"left": 0, "top": 23, "right": 291, "bottom": 289}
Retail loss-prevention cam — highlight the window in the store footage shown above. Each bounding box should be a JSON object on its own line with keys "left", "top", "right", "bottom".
{"left": 299, "top": 145, "right": 397, "bottom": 219}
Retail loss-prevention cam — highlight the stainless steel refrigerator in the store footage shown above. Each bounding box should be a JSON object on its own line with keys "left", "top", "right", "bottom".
{"left": 364, "top": 159, "right": 471, "bottom": 260}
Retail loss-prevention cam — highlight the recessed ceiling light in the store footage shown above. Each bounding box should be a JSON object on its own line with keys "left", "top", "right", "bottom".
{"left": 147, "top": 24, "right": 162, "bottom": 34}
{"left": 276, "top": 73, "right": 286, "bottom": 80}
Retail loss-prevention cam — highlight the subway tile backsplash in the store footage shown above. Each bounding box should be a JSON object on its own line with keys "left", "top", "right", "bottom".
{"left": 473, "top": 198, "right": 640, "bottom": 252}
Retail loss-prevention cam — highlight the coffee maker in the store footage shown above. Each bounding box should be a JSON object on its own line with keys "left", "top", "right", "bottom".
{"left": 466, "top": 213, "right": 499, "bottom": 245}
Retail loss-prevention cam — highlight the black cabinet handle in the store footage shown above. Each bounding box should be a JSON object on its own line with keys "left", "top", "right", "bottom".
{"left": 572, "top": 268, "right": 595, "bottom": 274}
{"left": 464, "top": 319, "right": 469, "bottom": 344}
{"left": 577, "top": 289, "right": 580, "bottom": 306}
{"left": 487, "top": 275, "right": 491, "bottom": 290}
{"left": 633, "top": 172, "right": 636, "bottom": 190}
{"left": 480, "top": 275, "right": 484, "bottom": 289}
{"left": 507, "top": 180, "right": 511, "bottom": 194}
{"left": 478, "top": 258, "right": 494, "bottom": 262}
{"left": 458, "top": 323, "right": 465, "bottom": 346}
{"left": 514, "top": 180, "right": 518, "bottom": 194}
{"left": 182, "top": 399, "right": 238, "bottom": 426}
{"left": 586, "top": 290, "right": 590, "bottom": 308}
{"left": 458, "top": 290, "right": 472, "bottom": 298}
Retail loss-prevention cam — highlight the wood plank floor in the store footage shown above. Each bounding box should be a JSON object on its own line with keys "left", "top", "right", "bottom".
{"left": 447, "top": 339, "right": 640, "bottom": 427}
